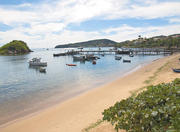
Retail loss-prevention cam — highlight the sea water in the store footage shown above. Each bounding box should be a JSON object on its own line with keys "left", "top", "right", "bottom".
{"left": 0, "top": 48, "right": 163, "bottom": 125}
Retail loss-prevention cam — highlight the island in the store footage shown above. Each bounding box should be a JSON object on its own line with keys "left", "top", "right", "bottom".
{"left": 0, "top": 40, "right": 32, "bottom": 55}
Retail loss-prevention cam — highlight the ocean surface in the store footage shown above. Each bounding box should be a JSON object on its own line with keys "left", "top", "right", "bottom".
{"left": 0, "top": 48, "right": 164, "bottom": 125}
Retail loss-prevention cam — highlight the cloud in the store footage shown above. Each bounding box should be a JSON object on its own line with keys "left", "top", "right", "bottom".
{"left": 1, "top": 0, "right": 179, "bottom": 25}
{"left": 103, "top": 24, "right": 180, "bottom": 42}
{"left": 169, "top": 18, "right": 180, "bottom": 23}
{"left": 0, "top": 0, "right": 179, "bottom": 47}
{"left": 26, "top": 23, "right": 65, "bottom": 35}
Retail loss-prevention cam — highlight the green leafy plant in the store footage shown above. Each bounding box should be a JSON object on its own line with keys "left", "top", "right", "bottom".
{"left": 102, "top": 78, "right": 180, "bottom": 132}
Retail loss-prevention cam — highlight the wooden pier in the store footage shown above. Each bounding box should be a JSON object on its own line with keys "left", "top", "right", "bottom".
{"left": 53, "top": 48, "right": 173, "bottom": 57}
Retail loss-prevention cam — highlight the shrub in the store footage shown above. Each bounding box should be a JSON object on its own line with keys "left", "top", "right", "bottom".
{"left": 102, "top": 79, "right": 180, "bottom": 132}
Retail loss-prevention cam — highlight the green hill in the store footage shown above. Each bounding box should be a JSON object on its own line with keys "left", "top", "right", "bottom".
{"left": 116, "top": 34, "right": 180, "bottom": 49}
{"left": 55, "top": 39, "right": 117, "bottom": 48}
{"left": 0, "top": 40, "right": 32, "bottom": 55}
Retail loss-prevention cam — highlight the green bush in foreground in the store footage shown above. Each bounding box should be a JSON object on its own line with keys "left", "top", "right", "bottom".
{"left": 102, "top": 79, "right": 180, "bottom": 132}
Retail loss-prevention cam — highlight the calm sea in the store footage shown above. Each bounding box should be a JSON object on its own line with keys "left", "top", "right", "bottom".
{"left": 0, "top": 48, "right": 163, "bottom": 125}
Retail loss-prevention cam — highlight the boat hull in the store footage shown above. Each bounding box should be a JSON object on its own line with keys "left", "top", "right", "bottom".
{"left": 123, "top": 59, "right": 131, "bottom": 63}
{"left": 29, "top": 62, "right": 47, "bottom": 66}
{"left": 115, "top": 56, "right": 122, "bottom": 60}
{"left": 172, "top": 68, "right": 180, "bottom": 73}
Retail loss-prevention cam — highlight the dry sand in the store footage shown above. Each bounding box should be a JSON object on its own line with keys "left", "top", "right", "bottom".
{"left": 1, "top": 54, "right": 180, "bottom": 132}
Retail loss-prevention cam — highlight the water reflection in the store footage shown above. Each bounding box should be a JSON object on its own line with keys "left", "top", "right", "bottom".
{"left": 29, "top": 65, "right": 46, "bottom": 74}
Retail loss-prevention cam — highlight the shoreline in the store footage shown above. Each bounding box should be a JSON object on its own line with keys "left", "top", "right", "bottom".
{"left": 1, "top": 54, "right": 180, "bottom": 132}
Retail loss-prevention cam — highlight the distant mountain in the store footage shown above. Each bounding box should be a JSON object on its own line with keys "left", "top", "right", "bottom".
{"left": 55, "top": 39, "right": 117, "bottom": 48}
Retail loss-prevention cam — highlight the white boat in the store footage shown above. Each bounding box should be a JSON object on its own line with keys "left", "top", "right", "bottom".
{"left": 115, "top": 56, "right": 122, "bottom": 60}
{"left": 73, "top": 55, "right": 86, "bottom": 60}
{"left": 29, "top": 58, "right": 47, "bottom": 66}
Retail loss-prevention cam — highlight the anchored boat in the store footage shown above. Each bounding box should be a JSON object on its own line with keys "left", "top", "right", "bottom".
{"left": 29, "top": 58, "right": 47, "bottom": 66}
{"left": 123, "top": 59, "right": 131, "bottom": 63}
{"left": 115, "top": 56, "right": 122, "bottom": 60}
{"left": 66, "top": 64, "right": 77, "bottom": 66}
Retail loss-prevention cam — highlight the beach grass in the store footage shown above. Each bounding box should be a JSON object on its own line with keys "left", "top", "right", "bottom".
{"left": 82, "top": 119, "right": 103, "bottom": 132}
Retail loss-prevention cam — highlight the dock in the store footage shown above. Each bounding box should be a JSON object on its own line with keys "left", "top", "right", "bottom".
{"left": 53, "top": 48, "right": 173, "bottom": 57}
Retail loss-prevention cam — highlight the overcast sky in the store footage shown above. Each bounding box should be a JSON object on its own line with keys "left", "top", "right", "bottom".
{"left": 0, "top": 0, "right": 180, "bottom": 48}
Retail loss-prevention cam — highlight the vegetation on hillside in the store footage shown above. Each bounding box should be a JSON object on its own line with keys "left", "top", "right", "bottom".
{"left": 116, "top": 34, "right": 180, "bottom": 49}
{"left": 0, "top": 40, "right": 31, "bottom": 55}
{"left": 102, "top": 78, "right": 180, "bottom": 132}
{"left": 55, "top": 39, "right": 117, "bottom": 48}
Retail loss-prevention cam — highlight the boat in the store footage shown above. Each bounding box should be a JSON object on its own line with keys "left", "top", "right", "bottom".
{"left": 53, "top": 53, "right": 66, "bottom": 57}
{"left": 95, "top": 56, "right": 100, "bottom": 59}
{"left": 172, "top": 68, "right": 180, "bottom": 73}
{"left": 115, "top": 56, "right": 122, "bottom": 60}
{"left": 92, "top": 60, "right": 96, "bottom": 64}
{"left": 73, "top": 55, "right": 86, "bottom": 61}
{"left": 78, "top": 47, "right": 83, "bottom": 50}
{"left": 129, "top": 54, "right": 134, "bottom": 57}
{"left": 85, "top": 54, "right": 96, "bottom": 60}
{"left": 29, "top": 58, "right": 47, "bottom": 66}
{"left": 39, "top": 67, "right": 46, "bottom": 73}
{"left": 66, "top": 64, "right": 77, "bottom": 66}
{"left": 123, "top": 59, "right": 131, "bottom": 63}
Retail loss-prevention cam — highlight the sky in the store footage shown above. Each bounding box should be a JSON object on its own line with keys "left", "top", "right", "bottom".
{"left": 0, "top": 0, "right": 180, "bottom": 48}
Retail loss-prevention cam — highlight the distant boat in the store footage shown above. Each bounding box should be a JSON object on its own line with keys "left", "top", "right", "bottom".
{"left": 129, "top": 54, "right": 134, "bottom": 57}
{"left": 85, "top": 54, "right": 96, "bottom": 60}
{"left": 115, "top": 56, "right": 122, "bottom": 60}
{"left": 39, "top": 67, "right": 46, "bottom": 73}
{"left": 53, "top": 53, "right": 66, "bottom": 57}
{"left": 66, "top": 64, "right": 77, "bottom": 66}
{"left": 78, "top": 47, "right": 83, "bottom": 49}
{"left": 95, "top": 56, "right": 100, "bottom": 59}
{"left": 29, "top": 58, "right": 47, "bottom": 66}
{"left": 92, "top": 60, "right": 96, "bottom": 64}
{"left": 123, "top": 59, "right": 131, "bottom": 63}
{"left": 172, "top": 68, "right": 180, "bottom": 73}
{"left": 73, "top": 55, "right": 86, "bottom": 61}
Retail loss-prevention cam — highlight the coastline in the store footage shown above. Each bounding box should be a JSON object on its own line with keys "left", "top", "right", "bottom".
{"left": 1, "top": 53, "right": 180, "bottom": 132}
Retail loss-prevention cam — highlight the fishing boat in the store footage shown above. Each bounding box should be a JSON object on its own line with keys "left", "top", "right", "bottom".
{"left": 115, "top": 56, "right": 122, "bottom": 60}
{"left": 73, "top": 55, "right": 86, "bottom": 61}
{"left": 66, "top": 64, "right": 77, "bottom": 66}
{"left": 123, "top": 59, "right": 131, "bottom": 63}
{"left": 172, "top": 68, "right": 180, "bottom": 73}
{"left": 29, "top": 58, "right": 47, "bottom": 66}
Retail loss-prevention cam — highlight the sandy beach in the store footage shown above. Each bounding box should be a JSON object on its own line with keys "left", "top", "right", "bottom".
{"left": 1, "top": 53, "right": 180, "bottom": 132}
